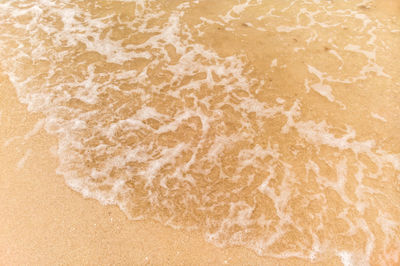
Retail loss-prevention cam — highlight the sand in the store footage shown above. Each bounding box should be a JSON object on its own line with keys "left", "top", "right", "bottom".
{"left": 1, "top": 1, "right": 400, "bottom": 265}
{"left": 0, "top": 69, "right": 343, "bottom": 266}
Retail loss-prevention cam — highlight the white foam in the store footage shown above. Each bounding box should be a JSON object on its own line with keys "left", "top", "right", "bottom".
{"left": 270, "top": 58, "right": 278, "bottom": 67}
{"left": 337, "top": 251, "right": 354, "bottom": 266}
{"left": 24, "top": 119, "right": 45, "bottom": 140}
{"left": 371, "top": 112, "right": 386, "bottom": 122}
{"left": 17, "top": 149, "right": 32, "bottom": 169}
{"left": 1, "top": 0, "right": 399, "bottom": 264}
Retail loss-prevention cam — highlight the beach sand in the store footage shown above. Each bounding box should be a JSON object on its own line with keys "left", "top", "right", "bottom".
{"left": 0, "top": 71, "right": 334, "bottom": 265}
{"left": 1, "top": 1, "right": 399, "bottom": 265}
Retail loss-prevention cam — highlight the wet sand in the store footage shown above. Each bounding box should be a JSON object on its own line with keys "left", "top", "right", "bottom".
{"left": 1, "top": 1, "right": 400, "bottom": 265}
{"left": 0, "top": 72, "right": 337, "bottom": 266}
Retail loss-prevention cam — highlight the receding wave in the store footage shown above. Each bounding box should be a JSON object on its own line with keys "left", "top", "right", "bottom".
{"left": 1, "top": 0, "right": 399, "bottom": 264}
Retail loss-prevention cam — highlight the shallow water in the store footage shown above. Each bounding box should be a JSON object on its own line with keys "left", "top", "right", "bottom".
{"left": 0, "top": 0, "right": 399, "bottom": 264}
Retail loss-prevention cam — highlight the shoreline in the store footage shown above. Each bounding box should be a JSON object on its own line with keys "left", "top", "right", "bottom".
{"left": 0, "top": 75, "right": 340, "bottom": 265}
{"left": 1, "top": 1, "right": 399, "bottom": 264}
